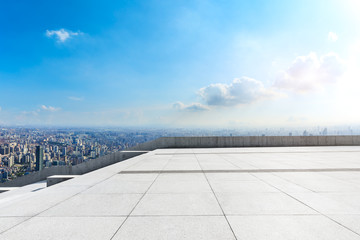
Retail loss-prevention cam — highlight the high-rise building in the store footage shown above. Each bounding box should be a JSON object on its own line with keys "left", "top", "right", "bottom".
{"left": 0, "top": 147, "right": 4, "bottom": 155}
{"left": 35, "top": 146, "right": 44, "bottom": 171}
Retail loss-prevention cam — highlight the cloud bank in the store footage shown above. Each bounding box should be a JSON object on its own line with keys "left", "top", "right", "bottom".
{"left": 46, "top": 29, "right": 82, "bottom": 43}
{"left": 198, "top": 77, "right": 276, "bottom": 106}
{"left": 175, "top": 51, "right": 345, "bottom": 113}
{"left": 274, "top": 52, "right": 345, "bottom": 92}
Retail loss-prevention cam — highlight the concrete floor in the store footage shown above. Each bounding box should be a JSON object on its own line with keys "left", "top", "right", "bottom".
{"left": 1, "top": 146, "right": 360, "bottom": 239}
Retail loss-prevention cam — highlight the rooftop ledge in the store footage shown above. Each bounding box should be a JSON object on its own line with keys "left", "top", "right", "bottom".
{"left": 1, "top": 136, "right": 360, "bottom": 188}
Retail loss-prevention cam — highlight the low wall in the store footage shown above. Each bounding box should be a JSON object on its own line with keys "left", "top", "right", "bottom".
{"left": 2, "top": 135, "right": 359, "bottom": 187}
{"left": 0, "top": 151, "right": 147, "bottom": 187}
{"left": 131, "top": 135, "right": 360, "bottom": 151}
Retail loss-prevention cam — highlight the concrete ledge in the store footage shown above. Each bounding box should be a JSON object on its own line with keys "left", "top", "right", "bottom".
{"left": 47, "top": 175, "right": 79, "bottom": 187}
{"left": 0, "top": 150, "right": 148, "bottom": 187}
{"left": 131, "top": 136, "right": 360, "bottom": 151}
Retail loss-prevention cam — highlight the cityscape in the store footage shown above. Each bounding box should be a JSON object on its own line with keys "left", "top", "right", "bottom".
{"left": 0, "top": 127, "right": 160, "bottom": 182}
{"left": 1, "top": 125, "right": 360, "bottom": 183}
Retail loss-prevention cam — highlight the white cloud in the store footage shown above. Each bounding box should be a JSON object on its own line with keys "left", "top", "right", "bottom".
{"left": 198, "top": 77, "right": 277, "bottom": 106}
{"left": 68, "top": 96, "right": 84, "bottom": 101}
{"left": 173, "top": 102, "right": 210, "bottom": 111}
{"left": 328, "top": 32, "right": 338, "bottom": 42}
{"left": 45, "top": 28, "right": 82, "bottom": 43}
{"left": 274, "top": 52, "right": 345, "bottom": 92}
{"left": 41, "top": 105, "right": 60, "bottom": 112}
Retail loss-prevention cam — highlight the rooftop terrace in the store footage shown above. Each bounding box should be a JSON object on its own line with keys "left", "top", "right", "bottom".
{"left": 1, "top": 140, "right": 360, "bottom": 239}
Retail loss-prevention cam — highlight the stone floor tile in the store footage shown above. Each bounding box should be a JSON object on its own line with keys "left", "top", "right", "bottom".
{"left": 131, "top": 193, "right": 222, "bottom": 216}
{"left": 113, "top": 216, "right": 236, "bottom": 240}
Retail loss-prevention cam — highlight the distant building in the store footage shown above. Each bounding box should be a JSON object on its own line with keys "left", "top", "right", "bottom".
{"left": 0, "top": 168, "right": 8, "bottom": 182}
{"left": 322, "top": 128, "right": 328, "bottom": 136}
{"left": 0, "top": 147, "right": 4, "bottom": 155}
{"left": 35, "top": 146, "right": 44, "bottom": 171}
{"left": 0, "top": 147, "right": 9, "bottom": 155}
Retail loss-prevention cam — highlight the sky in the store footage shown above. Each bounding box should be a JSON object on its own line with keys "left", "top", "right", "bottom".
{"left": 1, "top": 0, "right": 360, "bottom": 128}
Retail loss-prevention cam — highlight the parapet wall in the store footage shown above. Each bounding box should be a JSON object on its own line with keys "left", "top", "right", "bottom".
{"left": 131, "top": 135, "right": 360, "bottom": 151}
{"left": 2, "top": 135, "right": 359, "bottom": 187}
{"left": 0, "top": 151, "right": 146, "bottom": 187}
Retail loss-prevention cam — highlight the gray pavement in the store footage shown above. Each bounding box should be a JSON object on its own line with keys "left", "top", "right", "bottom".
{"left": 1, "top": 146, "right": 360, "bottom": 239}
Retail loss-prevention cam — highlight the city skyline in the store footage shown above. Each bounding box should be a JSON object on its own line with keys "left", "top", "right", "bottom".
{"left": 1, "top": 0, "right": 360, "bottom": 127}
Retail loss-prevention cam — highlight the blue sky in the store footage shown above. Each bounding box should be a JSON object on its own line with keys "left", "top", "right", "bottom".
{"left": 1, "top": 0, "right": 360, "bottom": 127}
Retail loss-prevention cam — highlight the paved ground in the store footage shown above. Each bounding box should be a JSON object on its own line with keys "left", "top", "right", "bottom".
{"left": 1, "top": 146, "right": 360, "bottom": 239}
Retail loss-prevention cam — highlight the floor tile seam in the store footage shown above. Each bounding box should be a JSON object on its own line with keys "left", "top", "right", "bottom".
{"left": 0, "top": 217, "right": 31, "bottom": 235}
{"left": 213, "top": 153, "right": 288, "bottom": 177}
{"left": 109, "top": 154, "right": 173, "bottom": 240}
{"left": 250, "top": 173, "right": 360, "bottom": 237}
{"left": 278, "top": 174, "right": 360, "bottom": 193}
{"left": 0, "top": 155, "right": 148, "bottom": 235}
{"left": 0, "top": 185, "right": 47, "bottom": 200}
{"left": 268, "top": 172, "right": 316, "bottom": 193}
{"left": 193, "top": 151, "right": 205, "bottom": 173}
{"left": 78, "top": 156, "right": 150, "bottom": 192}
{"left": 117, "top": 152, "right": 159, "bottom": 173}
{"left": 193, "top": 150, "right": 239, "bottom": 240}
{"left": 212, "top": 152, "right": 256, "bottom": 166}
{"left": 213, "top": 153, "right": 244, "bottom": 170}
{"left": 299, "top": 202, "right": 360, "bottom": 236}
